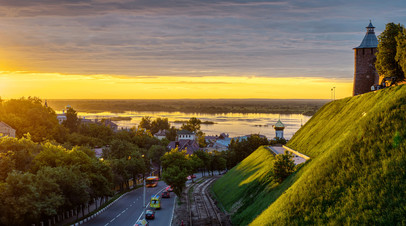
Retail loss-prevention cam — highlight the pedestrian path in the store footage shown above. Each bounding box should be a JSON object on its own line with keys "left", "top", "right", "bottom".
{"left": 267, "top": 146, "right": 308, "bottom": 165}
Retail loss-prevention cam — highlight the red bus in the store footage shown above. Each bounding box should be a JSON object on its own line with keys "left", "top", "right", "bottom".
{"left": 145, "top": 176, "right": 159, "bottom": 188}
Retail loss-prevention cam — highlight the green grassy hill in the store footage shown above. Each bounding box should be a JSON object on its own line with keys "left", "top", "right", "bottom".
{"left": 212, "top": 85, "right": 406, "bottom": 225}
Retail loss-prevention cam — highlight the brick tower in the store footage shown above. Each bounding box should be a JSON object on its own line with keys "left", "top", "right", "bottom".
{"left": 353, "top": 21, "right": 379, "bottom": 96}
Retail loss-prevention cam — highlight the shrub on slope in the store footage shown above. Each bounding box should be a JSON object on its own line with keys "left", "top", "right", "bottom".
{"left": 250, "top": 85, "right": 406, "bottom": 225}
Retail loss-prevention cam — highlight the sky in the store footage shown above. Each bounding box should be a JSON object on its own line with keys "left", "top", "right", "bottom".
{"left": 0, "top": 0, "right": 405, "bottom": 99}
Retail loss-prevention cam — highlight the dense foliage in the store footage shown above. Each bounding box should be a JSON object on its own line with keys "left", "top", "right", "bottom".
{"left": 0, "top": 137, "right": 113, "bottom": 226}
{"left": 395, "top": 27, "right": 406, "bottom": 77}
{"left": 0, "top": 97, "right": 65, "bottom": 142}
{"left": 273, "top": 151, "right": 295, "bottom": 183}
{"left": 0, "top": 98, "right": 170, "bottom": 225}
{"left": 376, "top": 22, "right": 405, "bottom": 83}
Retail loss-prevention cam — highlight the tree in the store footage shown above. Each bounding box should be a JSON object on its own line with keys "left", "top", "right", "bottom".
{"left": 0, "top": 97, "right": 62, "bottom": 142}
{"left": 273, "top": 151, "right": 295, "bottom": 183}
{"left": 161, "top": 149, "right": 190, "bottom": 198}
{"left": 151, "top": 117, "right": 170, "bottom": 135}
{"left": 165, "top": 126, "right": 178, "bottom": 141}
{"left": 0, "top": 171, "right": 40, "bottom": 225}
{"left": 193, "top": 150, "right": 210, "bottom": 176}
{"left": 139, "top": 116, "right": 152, "bottom": 131}
{"left": 395, "top": 27, "right": 406, "bottom": 76}
{"left": 161, "top": 165, "right": 188, "bottom": 198}
{"left": 147, "top": 145, "right": 167, "bottom": 178}
{"left": 181, "top": 117, "right": 201, "bottom": 133}
{"left": 63, "top": 106, "right": 79, "bottom": 132}
{"left": 188, "top": 154, "right": 204, "bottom": 182}
{"left": 376, "top": 23, "right": 405, "bottom": 83}
{"left": 196, "top": 131, "right": 207, "bottom": 148}
{"left": 211, "top": 151, "right": 226, "bottom": 175}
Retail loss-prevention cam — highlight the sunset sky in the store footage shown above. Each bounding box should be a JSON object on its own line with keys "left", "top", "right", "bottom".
{"left": 0, "top": 0, "right": 405, "bottom": 99}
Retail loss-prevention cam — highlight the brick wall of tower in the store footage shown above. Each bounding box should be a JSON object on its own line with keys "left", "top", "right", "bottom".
{"left": 353, "top": 48, "right": 379, "bottom": 96}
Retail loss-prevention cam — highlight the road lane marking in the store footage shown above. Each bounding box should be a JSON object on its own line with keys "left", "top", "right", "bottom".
{"left": 170, "top": 196, "right": 176, "bottom": 226}
{"left": 135, "top": 186, "right": 167, "bottom": 223}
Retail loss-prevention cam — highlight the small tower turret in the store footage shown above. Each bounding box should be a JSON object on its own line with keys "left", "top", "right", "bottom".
{"left": 273, "top": 119, "right": 285, "bottom": 139}
{"left": 353, "top": 21, "right": 379, "bottom": 96}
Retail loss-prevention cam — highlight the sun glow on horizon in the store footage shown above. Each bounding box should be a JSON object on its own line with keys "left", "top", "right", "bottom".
{"left": 0, "top": 70, "right": 352, "bottom": 100}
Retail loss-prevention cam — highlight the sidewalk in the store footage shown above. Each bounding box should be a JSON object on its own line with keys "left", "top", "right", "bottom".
{"left": 56, "top": 197, "right": 112, "bottom": 226}
{"left": 268, "top": 146, "right": 308, "bottom": 165}
{"left": 56, "top": 182, "right": 142, "bottom": 226}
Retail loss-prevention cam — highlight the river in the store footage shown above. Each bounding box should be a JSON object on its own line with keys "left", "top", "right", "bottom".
{"left": 71, "top": 111, "right": 311, "bottom": 140}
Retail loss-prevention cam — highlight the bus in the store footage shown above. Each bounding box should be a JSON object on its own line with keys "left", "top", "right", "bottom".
{"left": 145, "top": 176, "right": 159, "bottom": 188}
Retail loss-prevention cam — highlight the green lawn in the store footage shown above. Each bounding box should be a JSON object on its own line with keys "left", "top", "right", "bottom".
{"left": 212, "top": 85, "right": 406, "bottom": 225}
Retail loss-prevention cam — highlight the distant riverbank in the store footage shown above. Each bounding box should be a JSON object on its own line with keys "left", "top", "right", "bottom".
{"left": 67, "top": 111, "right": 312, "bottom": 140}
{"left": 47, "top": 99, "right": 329, "bottom": 116}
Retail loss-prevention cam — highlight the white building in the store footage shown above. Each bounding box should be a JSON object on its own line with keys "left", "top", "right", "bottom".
{"left": 177, "top": 130, "right": 196, "bottom": 140}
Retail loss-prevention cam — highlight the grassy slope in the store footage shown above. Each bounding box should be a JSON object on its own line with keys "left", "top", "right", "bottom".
{"left": 213, "top": 85, "right": 406, "bottom": 225}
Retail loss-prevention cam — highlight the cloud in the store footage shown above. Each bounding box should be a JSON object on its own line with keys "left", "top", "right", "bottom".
{"left": 0, "top": 0, "right": 405, "bottom": 82}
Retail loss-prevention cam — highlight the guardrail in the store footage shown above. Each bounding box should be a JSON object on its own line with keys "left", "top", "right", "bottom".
{"left": 282, "top": 145, "right": 310, "bottom": 160}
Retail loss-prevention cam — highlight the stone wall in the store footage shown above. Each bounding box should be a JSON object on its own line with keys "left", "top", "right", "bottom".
{"left": 353, "top": 48, "right": 379, "bottom": 96}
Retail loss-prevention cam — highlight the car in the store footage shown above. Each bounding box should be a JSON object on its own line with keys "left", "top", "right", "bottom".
{"left": 145, "top": 208, "right": 155, "bottom": 219}
{"left": 165, "top": 186, "right": 173, "bottom": 192}
{"left": 162, "top": 191, "right": 170, "bottom": 198}
{"left": 134, "top": 219, "right": 149, "bottom": 226}
{"left": 150, "top": 195, "right": 161, "bottom": 209}
{"left": 187, "top": 174, "right": 196, "bottom": 180}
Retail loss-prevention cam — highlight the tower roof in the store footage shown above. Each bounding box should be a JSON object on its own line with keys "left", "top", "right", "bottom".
{"left": 354, "top": 21, "right": 378, "bottom": 49}
{"left": 274, "top": 119, "right": 285, "bottom": 128}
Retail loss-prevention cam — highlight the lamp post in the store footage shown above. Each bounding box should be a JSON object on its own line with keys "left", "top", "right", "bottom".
{"left": 331, "top": 87, "right": 336, "bottom": 100}
{"left": 142, "top": 154, "right": 146, "bottom": 208}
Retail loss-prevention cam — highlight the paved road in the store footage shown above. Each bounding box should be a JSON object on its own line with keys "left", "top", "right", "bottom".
{"left": 81, "top": 172, "right": 208, "bottom": 226}
{"left": 83, "top": 181, "right": 174, "bottom": 226}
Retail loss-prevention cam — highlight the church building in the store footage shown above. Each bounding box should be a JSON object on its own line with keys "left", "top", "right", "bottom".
{"left": 353, "top": 21, "right": 379, "bottom": 96}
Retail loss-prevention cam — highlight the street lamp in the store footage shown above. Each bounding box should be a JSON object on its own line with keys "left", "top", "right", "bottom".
{"left": 331, "top": 87, "right": 336, "bottom": 100}
{"left": 142, "top": 154, "right": 146, "bottom": 209}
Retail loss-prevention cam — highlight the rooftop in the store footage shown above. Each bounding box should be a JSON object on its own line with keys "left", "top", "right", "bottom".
{"left": 274, "top": 119, "right": 285, "bottom": 128}
{"left": 177, "top": 129, "right": 194, "bottom": 135}
{"left": 0, "top": 121, "right": 14, "bottom": 129}
{"left": 355, "top": 21, "right": 378, "bottom": 49}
